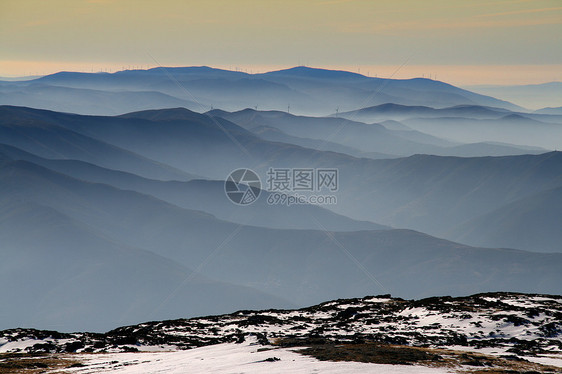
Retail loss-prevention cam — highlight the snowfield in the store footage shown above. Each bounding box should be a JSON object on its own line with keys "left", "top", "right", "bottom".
{"left": 57, "top": 337, "right": 453, "bottom": 374}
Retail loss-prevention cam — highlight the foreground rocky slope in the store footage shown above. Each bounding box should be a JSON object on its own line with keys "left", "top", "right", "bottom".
{"left": 1, "top": 292, "right": 561, "bottom": 373}
{"left": 1, "top": 292, "right": 560, "bottom": 356}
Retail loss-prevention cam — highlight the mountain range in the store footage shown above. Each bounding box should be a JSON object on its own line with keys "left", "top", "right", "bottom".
{"left": 1, "top": 66, "right": 561, "bottom": 336}
{"left": 1, "top": 102, "right": 562, "bottom": 332}
{"left": 1, "top": 66, "right": 522, "bottom": 116}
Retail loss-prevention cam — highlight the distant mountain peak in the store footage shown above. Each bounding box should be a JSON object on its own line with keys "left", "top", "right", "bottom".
{"left": 144, "top": 65, "right": 246, "bottom": 76}
{"left": 262, "top": 66, "right": 367, "bottom": 80}
{"left": 534, "top": 106, "right": 562, "bottom": 114}
{"left": 118, "top": 107, "right": 199, "bottom": 121}
{"left": 500, "top": 113, "right": 544, "bottom": 123}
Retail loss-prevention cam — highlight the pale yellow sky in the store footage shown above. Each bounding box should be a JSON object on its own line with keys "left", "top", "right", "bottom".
{"left": 1, "top": 0, "right": 561, "bottom": 85}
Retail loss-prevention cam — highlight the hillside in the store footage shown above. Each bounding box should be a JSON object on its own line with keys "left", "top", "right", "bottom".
{"left": 1, "top": 292, "right": 560, "bottom": 373}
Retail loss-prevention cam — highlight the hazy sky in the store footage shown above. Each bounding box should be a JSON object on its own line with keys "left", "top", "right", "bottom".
{"left": 1, "top": 0, "right": 561, "bottom": 85}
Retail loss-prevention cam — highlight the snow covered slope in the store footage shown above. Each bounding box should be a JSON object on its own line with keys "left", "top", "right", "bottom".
{"left": 1, "top": 292, "right": 561, "bottom": 373}
{"left": 49, "top": 337, "right": 454, "bottom": 374}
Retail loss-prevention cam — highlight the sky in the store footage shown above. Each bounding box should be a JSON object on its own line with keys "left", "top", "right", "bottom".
{"left": 1, "top": 0, "right": 561, "bottom": 85}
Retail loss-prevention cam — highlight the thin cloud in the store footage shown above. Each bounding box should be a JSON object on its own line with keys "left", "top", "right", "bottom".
{"left": 318, "top": 0, "right": 359, "bottom": 4}
{"left": 22, "top": 19, "right": 52, "bottom": 28}
{"left": 339, "top": 16, "right": 561, "bottom": 34}
{"left": 478, "top": 6, "right": 562, "bottom": 17}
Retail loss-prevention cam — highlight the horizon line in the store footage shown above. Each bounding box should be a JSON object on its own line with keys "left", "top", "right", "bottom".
{"left": 1, "top": 63, "right": 562, "bottom": 87}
